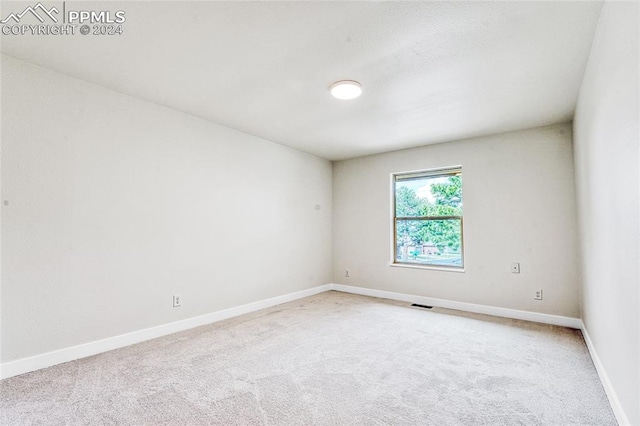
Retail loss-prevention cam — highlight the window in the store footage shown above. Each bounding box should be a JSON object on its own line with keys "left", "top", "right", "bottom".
{"left": 392, "top": 166, "right": 463, "bottom": 269}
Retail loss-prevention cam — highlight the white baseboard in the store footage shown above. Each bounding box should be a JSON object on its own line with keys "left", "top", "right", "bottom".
{"left": 0, "top": 284, "right": 332, "bottom": 380}
{"left": 0, "top": 282, "right": 590, "bottom": 383}
{"left": 580, "top": 322, "right": 630, "bottom": 426}
{"left": 330, "top": 284, "right": 583, "bottom": 329}
{"left": 2, "top": 282, "right": 627, "bottom": 423}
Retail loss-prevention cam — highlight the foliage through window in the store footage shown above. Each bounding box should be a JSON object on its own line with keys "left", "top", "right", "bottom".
{"left": 393, "top": 167, "right": 463, "bottom": 268}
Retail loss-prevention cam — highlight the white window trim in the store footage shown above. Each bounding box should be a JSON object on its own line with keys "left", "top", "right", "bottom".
{"left": 390, "top": 165, "right": 464, "bottom": 271}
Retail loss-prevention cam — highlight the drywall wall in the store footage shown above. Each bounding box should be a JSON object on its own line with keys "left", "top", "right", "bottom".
{"left": 573, "top": 2, "right": 639, "bottom": 424}
{"left": 333, "top": 124, "right": 580, "bottom": 318}
{"left": 1, "top": 55, "right": 332, "bottom": 363}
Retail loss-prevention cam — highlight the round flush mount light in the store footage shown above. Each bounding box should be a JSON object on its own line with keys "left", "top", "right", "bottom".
{"left": 330, "top": 80, "right": 362, "bottom": 100}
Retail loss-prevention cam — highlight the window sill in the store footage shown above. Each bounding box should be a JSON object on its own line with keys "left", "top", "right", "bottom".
{"left": 389, "top": 263, "right": 465, "bottom": 273}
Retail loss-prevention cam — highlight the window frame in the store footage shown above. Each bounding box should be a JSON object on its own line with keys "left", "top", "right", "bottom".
{"left": 390, "top": 166, "right": 465, "bottom": 271}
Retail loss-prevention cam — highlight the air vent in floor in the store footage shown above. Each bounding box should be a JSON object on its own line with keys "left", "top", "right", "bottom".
{"left": 411, "top": 303, "right": 433, "bottom": 309}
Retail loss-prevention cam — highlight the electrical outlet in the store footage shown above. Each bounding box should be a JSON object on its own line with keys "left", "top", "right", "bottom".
{"left": 173, "top": 294, "right": 182, "bottom": 308}
{"left": 534, "top": 289, "right": 543, "bottom": 300}
{"left": 345, "top": 269, "right": 350, "bottom": 278}
{"left": 511, "top": 262, "right": 520, "bottom": 274}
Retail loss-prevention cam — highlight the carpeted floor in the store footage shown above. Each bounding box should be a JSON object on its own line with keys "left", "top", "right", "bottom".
{"left": 0, "top": 291, "right": 616, "bottom": 425}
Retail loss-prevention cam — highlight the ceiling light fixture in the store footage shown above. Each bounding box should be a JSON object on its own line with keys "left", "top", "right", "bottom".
{"left": 330, "top": 80, "right": 362, "bottom": 100}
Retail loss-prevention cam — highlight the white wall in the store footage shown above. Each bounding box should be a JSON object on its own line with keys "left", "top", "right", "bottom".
{"left": 573, "top": 2, "right": 639, "bottom": 424}
{"left": 0, "top": 55, "right": 333, "bottom": 363}
{"left": 333, "top": 124, "right": 580, "bottom": 318}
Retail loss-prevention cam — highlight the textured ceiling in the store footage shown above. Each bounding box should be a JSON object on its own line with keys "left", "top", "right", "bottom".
{"left": 1, "top": 1, "right": 602, "bottom": 160}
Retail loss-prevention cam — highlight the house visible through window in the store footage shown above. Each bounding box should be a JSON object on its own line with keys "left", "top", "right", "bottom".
{"left": 393, "top": 167, "right": 463, "bottom": 268}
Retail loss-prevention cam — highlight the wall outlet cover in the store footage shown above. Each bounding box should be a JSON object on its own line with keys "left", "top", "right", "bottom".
{"left": 173, "top": 294, "right": 182, "bottom": 308}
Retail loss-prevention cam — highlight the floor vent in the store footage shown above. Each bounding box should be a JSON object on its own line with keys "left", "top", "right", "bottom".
{"left": 411, "top": 303, "right": 433, "bottom": 309}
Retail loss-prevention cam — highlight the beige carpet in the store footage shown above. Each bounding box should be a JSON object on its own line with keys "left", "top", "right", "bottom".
{"left": 0, "top": 291, "right": 616, "bottom": 425}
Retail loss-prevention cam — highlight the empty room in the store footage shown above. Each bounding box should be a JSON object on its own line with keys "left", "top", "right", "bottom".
{"left": 0, "top": 1, "right": 638, "bottom": 425}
